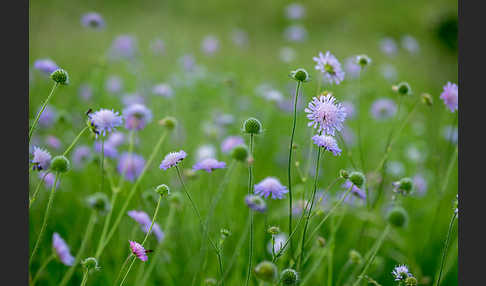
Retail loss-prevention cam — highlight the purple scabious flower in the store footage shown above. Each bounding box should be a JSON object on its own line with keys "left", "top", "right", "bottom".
{"left": 31, "top": 146, "right": 51, "bottom": 171}
{"left": 46, "top": 135, "right": 62, "bottom": 150}
{"left": 52, "top": 233, "right": 75, "bottom": 266}
{"left": 311, "top": 134, "right": 342, "bottom": 156}
{"left": 254, "top": 177, "right": 288, "bottom": 200}
{"left": 342, "top": 180, "right": 366, "bottom": 201}
{"left": 221, "top": 136, "right": 244, "bottom": 153}
{"left": 88, "top": 109, "right": 123, "bottom": 137}
{"left": 160, "top": 150, "right": 187, "bottom": 170}
{"left": 129, "top": 240, "right": 148, "bottom": 262}
{"left": 150, "top": 38, "right": 165, "bottom": 55}
{"left": 245, "top": 195, "right": 267, "bottom": 213}
{"left": 344, "top": 57, "right": 361, "bottom": 79}
{"left": 440, "top": 82, "right": 458, "bottom": 112}
{"left": 107, "top": 131, "right": 125, "bottom": 147}
{"left": 305, "top": 94, "right": 347, "bottom": 136}
{"left": 370, "top": 98, "right": 397, "bottom": 120}
{"left": 109, "top": 35, "right": 138, "bottom": 60}
{"left": 285, "top": 3, "right": 306, "bottom": 20}
{"left": 123, "top": 104, "right": 153, "bottom": 131}
{"left": 105, "top": 75, "right": 123, "bottom": 94}
{"left": 391, "top": 265, "right": 412, "bottom": 281}
{"left": 193, "top": 158, "right": 226, "bottom": 173}
{"left": 39, "top": 172, "right": 59, "bottom": 189}
{"left": 33, "top": 59, "right": 58, "bottom": 74}
{"left": 122, "top": 93, "right": 145, "bottom": 106}
{"left": 313, "top": 51, "right": 345, "bottom": 85}
{"left": 78, "top": 84, "right": 93, "bottom": 101}
{"left": 72, "top": 145, "right": 92, "bottom": 168}
{"left": 201, "top": 35, "right": 220, "bottom": 55}
{"left": 117, "top": 153, "right": 145, "bottom": 181}
{"left": 127, "top": 210, "right": 164, "bottom": 242}
{"left": 284, "top": 24, "right": 308, "bottom": 42}
{"left": 379, "top": 37, "right": 398, "bottom": 56}
{"left": 152, "top": 83, "right": 174, "bottom": 98}
{"left": 94, "top": 141, "right": 118, "bottom": 158}
{"left": 38, "top": 105, "right": 57, "bottom": 128}
{"left": 81, "top": 12, "right": 105, "bottom": 29}
{"left": 413, "top": 174, "right": 427, "bottom": 196}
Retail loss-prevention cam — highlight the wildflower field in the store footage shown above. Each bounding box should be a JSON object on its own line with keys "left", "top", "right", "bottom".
{"left": 29, "top": 0, "right": 458, "bottom": 285}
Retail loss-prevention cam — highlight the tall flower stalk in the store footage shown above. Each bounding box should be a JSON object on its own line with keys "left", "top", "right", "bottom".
{"left": 434, "top": 212, "right": 457, "bottom": 286}
{"left": 29, "top": 83, "right": 59, "bottom": 143}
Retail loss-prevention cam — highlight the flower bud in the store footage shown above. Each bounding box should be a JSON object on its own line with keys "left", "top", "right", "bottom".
{"left": 356, "top": 55, "right": 372, "bottom": 68}
{"left": 405, "top": 276, "right": 418, "bottom": 286}
{"left": 339, "top": 169, "right": 349, "bottom": 179}
{"left": 158, "top": 116, "right": 177, "bottom": 130}
{"left": 387, "top": 206, "right": 409, "bottom": 228}
{"left": 87, "top": 192, "right": 111, "bottom": 213}
{"left": 392, "top": 177, "right": 413, "bottom": 195}
{"left": 421, "top": 93, "right": 433, "bottom": 106}
{"left": 349, "top": 171, "right": 365, "bottom": 188}
{"left": 267, "top": 226, "right": 280, "bottom": 235}
{"left": 280, "top": 268, "right": 299, "bottom": 285}
{"left": 231, "top": 144, "right": 249, "bottom": 162}
{"left": 220, "top": 228, "right": 231, "bottom": 238}
{"left": 396, "top": 82, "right": 412, "bottom": 96}
{"left": 155, "top": 184, "right": 170, "bottom": 197}
{"left": 243, "top": 117, "right": 262, "bottom": 134}
{"left": 50, "top": 68, "right": 69, "bottom": 85}
{"left": 317, "top": 236, "right": 326, "bottom": 248}
{"left": 290, "top": 68, "right": 309, "bottom": 82}
{"left": 51, "top": 155, "right": 70, "bottom": 173}
{"left": 82, "top": 257, "right": 99, "bottom": 272}
{"left": 349, "top": 249, "right": 362, "bottom": 264}
{"left": 254, "top": 261, "right": 278, "bottom": 282}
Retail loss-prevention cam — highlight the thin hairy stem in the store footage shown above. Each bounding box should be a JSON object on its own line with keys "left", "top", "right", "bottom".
{"left": 29, "top": 82, "right": 59, "bottom": 143}
{"left": 29, "top": 172, "right": 49, "bottom": 207}
{"left": 62, "top": 126, "right": 89, "bottom": 157}
{"left": 245, "top": 134, "right": 255, "bottom": 286}
{"left": 31, "top": 253, "right": 55, "bottom": 286}
{"left": 434, "top": 213, "right": 457, "bottom": 286}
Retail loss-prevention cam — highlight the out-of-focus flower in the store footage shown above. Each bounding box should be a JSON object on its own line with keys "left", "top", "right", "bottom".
{"left": 221, "top": 136, "right": 244, "bottom": 153}
{"left": 380, "top": 64, "right": 398, "bottom": 82}
{"left": 245, "top": 195, "right": 267, "bottom": 213}
{"left": 123, "top": 104, "right": 152, "bottom": 131}
{"left": 193, "top": 158, "right": 226, "bottom": 172}
{"left": 342, "top": 101, "right": 356, "bottom": 119}
{"left": 379, "top": 37, "right": 398, "bottom": 56}
{"left": 231, "top": 28, "right": 249, "bottom": 47}
{"left": 39, "top": 172, "right": 60, "bottom": 189}
{"left": 72, "top": 145, "right": 92, "bottom": 168}
{"left": 33, "top": 59, "right": 58, "bottom": 75}
{"left": 201, "top": 35, "right": 220, "bottom": 55}
{"left": 78, "top": 84, "right": 93, "bottom": 101}
{"left": 150, "top": 38, "right": 165, "bottom": 55}
{"left": 117, "top": 152, "right": 145, "bottom": 181}
{"left": 196, "top": 145, "right": 216, "bottom": 161}
{"left": 109, "top": 35, "right": 138, "bottom": 60}
{"left": 81, "top": 12, "right": 105, "bottom": 29}
{"left": 38, "top": 105, "right": 57, "bottom": 128}
{"left": 52, "top": 233, "right": 75, "bottom": 266}
{"left": 344, "top": 57, "right": 361, "bottom": 79}
{"left": 46, "top": 135, "right": 61, "bottom": 150}
{"left": 440, "top": 82, "right": 458, "bottom": 112}
{"left": 386, "top": 161, "right": 405, "bottom": 177}
{"left": 413, "top": 174, "right": 427, "bottom": 196}
{"left": 442, "top": 125, "right": 458, "bottom": 143}
{"left": 105, "top": 75, "right": 123, "bottom": 94}
{"left": 267, "top": 233, "right": 288, "bottom": 255}
{"left": 122, "top": 93, "right": 145, "bottom": 106}
{"left": 401, "top": 35, "right": 420, "bottom": 54}
{"left": 94, "top": 141, "right": 118, "bottom": 158}
{"left": 128, "top": 210, "right": 164, "bottom": 242}
{"left": 285, "top": 3, "right": 306, "bottom": 20}
{"left": 370, "top": 98, "right": 397, "bottom": 120}
{"left": 152, "top": 83, "right": 173, "bottom": 98}
{"left": 284, "top": 25, "right": 308, "bottom": 42}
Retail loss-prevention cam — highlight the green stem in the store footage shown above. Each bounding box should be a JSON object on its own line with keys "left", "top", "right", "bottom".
{"left": 80, "top": 269, "right": 89, "bottom": 286}
{"left": 222, "top": 214, "right": 250, "bottom": 281}
{"left": 29, "top": 172, "right": 49, "bottom": 208}
{"left": 95, "top": 191, "right": 119, "bottom": 259}
{"left": 62, "top": 126, "right": 89, "bottom": 157}
{"left": 59, "top": 211, "right": 97, "bottom": 286}
{"left": 30, "top": 173, "right": 60, "bottom": 267}
{"left": 29, "top": 82, "right": 58, "bottom": 143}
{"left": 434, "top": 213, "right": 457, "bottom": 286}
{"left": 245, "top": 134, "right": 255, "bottom": 286}
{"left": 31, "top": 253, "right": 55, "bottom": 286}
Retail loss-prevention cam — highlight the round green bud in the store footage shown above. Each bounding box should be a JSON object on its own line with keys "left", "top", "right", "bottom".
{"left": 421, "top": 93, "right": 433, "bottom": 106}
{"left": 396, "top": 82, "right": 412, "bottom": 96}
{"left": 204, "top": 278, "right": 217, "bottom": 286}
{"left": 349, "top": 171, "right": 365, "bottom": 188}
{"left": 51, "top": 155, "right": 70, "bottom": 173}
{"left": 393, "top": 177, "right": 413, "bottom": 195}
{"left": 339, "top": 169, "right": 349, "bottom": 179}
{"left": 290, "top": 68, "right": 309, "bottom": 82}
{"left": 231, "top": 144, "right": 249, "bottom": 162}
{"left": 243, "top": 117, "right": 262, "bottom": 134}
{"left": 87, "top": 192, "right": 111, "bottom": 213}
{"left": 349, "top": 249, "right": 362, "bottom": 264}
{"left": 317, "top": 236, "right": 326, "bottom": 248}
{"left": 405, "top": 276, "right": 418, "bottom": 286}
{"left": 268, "top": 226, "right": 280, "bottom": 235}
{"left": 155, "top": 184, "right": 170, "bottom": 197}
{"left": 220, "top": 228, "right": 231, "bottom": 237}
{"left": 159, "top": 116, "right": 177, "bottom": 130}
{"left": 280, "top": 268, "right": 299, "bottom": 285}
{"left": 254, "top": 261, "right": 278, "bottom": 282}
{"left": 356, "top": 55, "right": 372, "bottom": 68}
{"left": 82, "top": 257, "right": 99, "bottom": 272}
{"left": 387, "top": 206, "right": 409, "bottom": 228}
{"left": 50, "top": 68, "right": 69, "bottom": 85}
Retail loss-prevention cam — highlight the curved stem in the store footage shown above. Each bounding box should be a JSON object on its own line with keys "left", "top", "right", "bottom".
{"left": 62, "top": 126, "right": 89, "bottom": 157}
{"left": 434, "top": 213, "right": 457, "bottom": 286}
{"left": 245, "top": 134, "right": 255, "bottom": 286}
{"left": 29, "top": 172, "right": 49, "bottom": 208}
{"left": 31, "top": 253, "right": 55, "bottom": 286}
{"left": 29, "top": 82, "right": 58, "bottom": 143}
{"left": 288, "top": 81, "right": 301, "bottom": 258}
{"left": 80, "top": 269, "right": 89, "bottom": 286}
{"left": 30, "top": 173, "right": 60, "bottom": 267}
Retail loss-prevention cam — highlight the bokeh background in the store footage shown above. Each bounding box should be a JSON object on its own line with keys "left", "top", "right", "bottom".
{"left": 29, "top": 0, "right": 458, "bottom": 285}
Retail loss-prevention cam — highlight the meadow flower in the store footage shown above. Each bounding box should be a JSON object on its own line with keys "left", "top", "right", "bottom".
{"left": 106, "top": 131, "right": 125, "bottom": 147}
{"left": 245, "top": 195, "right": 267, "bottom": 212}
{"left": 401, "top": 35, "right": 420, "bottom": 54}
{"left": 33, "top": 58, "right": 58, "bottom": 74}
{"left": 201, "top": 35, "right": 220, "bottom": 55}
{"left": 344, "top": 57, "right": 361, "bottom": 79}
{"left": 122, "top": 93, "right": 145, "bottom": 106}
{"left": 152, "top": 83, "right": 174, "bottom": 98}
{"left": 78, "top": 84, "right": 93, "bottom": 101}
{"left": 342, "top": 101, "right": 356, "bottom": 119}
{"left": 193, "top": 158, "right": 226, "bottom": 172}
{"left": 46, "top": 135, "right": 61, "bottom": 150}
{"left": 72, "top": 145, "right": 92, "bottom": 168}
{"left": 305, "top": 93, "right": 347, "bottom": 135}
{"left": 391, "top": 264, "right": 412, "bottom": 281}
{"left": 342, "top": 180, "right": 366, "bottom": 200}
{"left": 285, "top": 3, "right": 306, "bottom": 20}
{"left": 196, "top": 145, "right": 216, "bottom": 161}
{"left": 31, "top": 146, "right": 51, "bottom": 171}
{"left": 123, "top": 104, "right": 153, "bottom": 131}
{"left": 221, "top": 136, "right": 244, "bottom": 153}
{"left": 127, "top": 210, "right": 164, "bottom": 242}
{"left": 254, "top": 177, "right": 288, "bottom": 200}
{"left": 39, "top": 172, "right": 59, "bottom": 189}
{"left": 109, "top": 35, "right": 138, "bottom": 59}
{"left": 284, "top": 25, "right": 308, "bottom": 42}
{"left": 160, "top": 150, "right": 187, "bottom": 170}
{"left": 413, "top": 174, "right": 427, "bottom": 196}
{"left": 88, "top": 108, "right": 123, "bottom": 137}
{"left": 370, "top": 98, "right": 397, "bottom": 120}
{"left": 150, "top": 38, "right": 165, "bottom": 54}
{"left": 38, "top": 105, "right": 57, "bottom": 128}
{"left": 81, "top": 12, "right": 105, "bottom": 29}
{"left": 105, "top": 75, "right": 123, "bottom": 93}
{"left": 231, "top": 28, "right": 249, "bottom": 47}
{"left": 179, "top": 54, "right": 196, "bottom": 72}
{"left": 267, "top": 233, "right": 288, "bottom": 255}
{"left": 311, "top": 134, "right": 342, "bottom": 156}
{"left": 94, "top": 141, "right": 118, "bottom": 158}
{"left": 117, "top": 152, "right": 145, "bottom": 181}
{"left": 313, "top": 51, "right": 345, "bottom": 84}
{"left": 129, "top": 240, "right": 148, "bottom": 261}
{"left": 280, "top": 47, "right": 296, "bottom": 63}
{"left": 379, "top": 37, "right": 398, "bottom": 56}
{"left": 440, "top": 82, "right": 458, "bottom": 112}
{"left": 52, "top": 233, "right": 75, "bottom": 266}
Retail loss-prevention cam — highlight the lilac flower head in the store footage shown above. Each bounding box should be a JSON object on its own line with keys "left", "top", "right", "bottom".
{"left": 440, "top": 82, "right": 458, "bottom": 112}
{"left": 109, "top": 35, "right": 138, "bottom": 60}
{"left": 123, "top": 104, "right": 152, "bottom": 131}
{"left": 342, "top": 180, "right": 366, "bottom": 201}
{"left": 81, "top": 12, "right": 105, "bottom": 29}
{"left": 31, "top": 146, "right": 51, "bottom": 171}
{"left": 254, "top": 177, "right": 288, "bottom": 200}
{"left": 52, "top": 233, "right": 75, "bottom": 266}
{"left": 391, "top": 265, "right": 412, "bottom": 281}
{"left": 94, "top": 141, "right": 118, "bottom": 158}
{"left": 179, "top": 54, "right": 196, "bottom": 72}
{"left": 117, "top": 152, "right": 145, "bottom": 181}
{"left": 193, "top": 158, "right": 226, "bottom": 173}
{"left": 105, "top": 75, "right": 123, "bottom": 93}
{"left": 201, "top": 35, "right": 220, "bottom": 55}
{"left": 127, "top": 210, "right": 164, "bottom": 242}
{"left": 129, "top": 241, "right": 148, "bottom": 262}
{"left": 380, "top": 37, "right": 398, "bottom": 56}
{"left": 107, "top": 131, "right": 125, "bottom": 147}
{"left": 72, "top": 145, "right": 92, "bottom": 168}
{"left": 342, "top": 101, "right": 356, "bottom": 119}
{"left": 413, "top": 174, "right": 427, "bottom": 196}
{"left": 160, "top": 150, "right": 187, "bottom": 170}
{"left": 305, "top": 93, "right": 347, "bottom": 136}
{"left": 33, "top": 59, "right": 58, "bottom": 74}
{"left": 312, "top": 134, "right": 342, "bottom": 156}
{"left": 78, "top": 84, "right": 93, "bottom": 101}
{"left": 285, "top": 3, "right": 306, "bottom": 20}
{"left": 38, "top": 105, "right": 57, "bottom": 128}
{"left": 221, "top": 136, "right": 244, "bottom": 153}
{"left": 245, "top": 195, "right": 267, "bottom": 213}
{"left": 313, "top": 51, "right": 345, "bottom": 85}
{"left": 152, "top": 83, "right": 174, "bottom": 98}
{"left": 39, "top": 172, "right": 59, "bottom": 189}
{"left": 88, "top": 108, "right": 123, "bottom": 137}
{"left": 370, "top": 98, "right": 397, "bottom": 120}
{"left": 284, "top": 25, "right": 308, "bottom": 42}
{"left": 401, "top": 35, "right": 420, "bottom": 54}
{"left": 46, "top": 135, "right": 61, "bottom": 150}
{"left": 122, "top": 93, "right": 145, "bottom": 106}
{"left": 344, "top": 57, "right": 361, "bottom": 79}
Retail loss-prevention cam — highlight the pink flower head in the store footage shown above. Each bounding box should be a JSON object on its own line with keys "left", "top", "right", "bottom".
{"left": 160, "top": 150, "right": 187, "bottom": 170}
{"left": 192, "top": 158, "right": 226, "bottom": 173}
{"left": 221, "top": 136, "right": 244, "bottom": 153}
{"left": 440, "top": 82, "right": 458, "bottom": 112}
{"left": 129, "top": 240, "right": 148, "bottom": 261}
{"left": 52, "top": 233, "right": 75, "bottom": 266}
